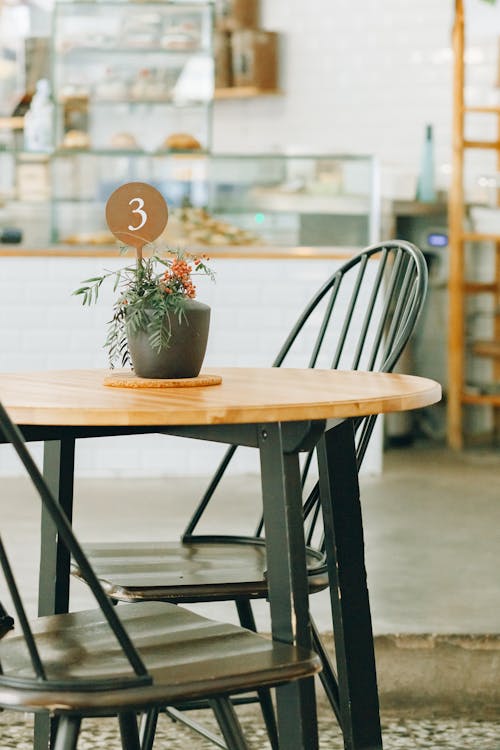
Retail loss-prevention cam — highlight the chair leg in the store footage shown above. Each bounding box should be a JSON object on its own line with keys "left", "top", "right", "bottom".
{"left": 209, "top": 697, "right": 250, "bottom": 750}
{"left": 235, "top": 599, "right": 279, "bottom": 750}
{"left": 52, "top": 716, "right": 81, "bottom": 750}
{"left": 317, "top": 420, "right": 383, "bottom": 750}
{"left": 139, "top": 708, "right": 159, "bottom": 750}
{"left": 118, "top": 711, "right": 141, "bottom": 750}
{"left": 310, "top": 615, "right": 342, "bottom": 727}
{"left": 165, "top": 706, "right": 228, "bottom": 748}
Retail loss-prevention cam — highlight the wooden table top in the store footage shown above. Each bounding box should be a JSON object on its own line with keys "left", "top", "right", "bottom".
{"left": 0, "top": 368, "right": 441, "bottom": 427}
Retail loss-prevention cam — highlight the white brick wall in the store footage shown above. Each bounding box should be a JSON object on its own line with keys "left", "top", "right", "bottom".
{"left": 0, "top": 255, "right": 383, "bottom": 477}
{"left": 214, "top": 0, "right": 454, "bottom": 193}
{"left": 213, "top": 0, "right": 500, "bottom": 198}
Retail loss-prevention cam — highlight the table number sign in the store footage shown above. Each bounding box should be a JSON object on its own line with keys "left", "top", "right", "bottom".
{"left": 105, "top": 182, "right": 168, "bottom": 259}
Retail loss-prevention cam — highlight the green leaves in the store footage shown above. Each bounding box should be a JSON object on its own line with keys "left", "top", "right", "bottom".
{"left": 105, "top": 309, "right": 128, "bottom": 369}
{"left": 72, "top": 273, "right": 112, "bottom": 306}
{"left": 147, "top": 312, "right": 172, "bottom": 355}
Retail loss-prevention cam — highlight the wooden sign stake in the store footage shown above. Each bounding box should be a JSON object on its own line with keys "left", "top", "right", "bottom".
{"left": 105, "top": 182, "right": 169, "bottom": 258}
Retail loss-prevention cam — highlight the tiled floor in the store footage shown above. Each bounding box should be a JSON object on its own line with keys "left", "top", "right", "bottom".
{"left": 2, "top": 709, "right": 500, "bottom": 749}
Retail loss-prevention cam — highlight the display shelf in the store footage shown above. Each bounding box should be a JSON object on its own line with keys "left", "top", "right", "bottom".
{"left": 0, "top": 147, "right": 51, "bottom": 156}
{"left": 0, "top": 153, "right": 380, "bottom": 249}
{"left": 0, "top": 117, "right": 24, "bottom": 130}
{"left": 54, "top": 0, "right": 210, "bottom": 6}
{"left": 214, "top": 87, "right": 283, "bottom": 100}
{"left": 61, "top": 99, "right": 209, "bottom": 106}
{"left": 0, "top": 198, "right": 50, "bottom": 207}
{"left": 19, "top": 144, "right": 211, "bottom": 158}
{"left": 51, "top": 0, "right": 214, "bottom": 151}
{"left": 0, "top": 0, "right": 214, "bottom": 245}
{"left": 52, "top": 148, "right": 210, "bottom": 157}
{"left": 390, "top": 198, "right": 447, "bottom": 217}
{"left": 57, "top": 46, "right": 207, "bottom": 56}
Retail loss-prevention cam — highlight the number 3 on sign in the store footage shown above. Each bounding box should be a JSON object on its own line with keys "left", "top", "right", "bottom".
{"left": 105, "top": 182, "right": 168, "bottom": 250}
{"left": 128, "top": 197, "right": 147, "bottom": 232}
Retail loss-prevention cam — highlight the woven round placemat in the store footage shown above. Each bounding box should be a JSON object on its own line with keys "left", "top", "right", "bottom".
{"left": 103, "top": 372, "right": 222, "bottom": 389}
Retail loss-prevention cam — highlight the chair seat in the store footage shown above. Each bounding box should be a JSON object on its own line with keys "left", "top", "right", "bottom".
{"left": 0, "top": 601, "right": 320, "bottom": 716}
{"left": 76, "top": 539, "right": 330, "bottom": 603}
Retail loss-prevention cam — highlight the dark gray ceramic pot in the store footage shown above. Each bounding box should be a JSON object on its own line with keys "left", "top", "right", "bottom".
{"left": 126, "top": 300, "right": 211, "bottom": 379}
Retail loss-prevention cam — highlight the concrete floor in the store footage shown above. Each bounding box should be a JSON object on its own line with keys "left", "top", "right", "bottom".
{"left": 3, "top": 440, "right": 500, "bottom": 634}
{"left": 360, "top": 442, "right": 500, "bottom": 635}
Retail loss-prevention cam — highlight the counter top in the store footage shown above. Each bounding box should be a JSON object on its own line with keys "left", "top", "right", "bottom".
{"left": 0, "top": 245, "right": 358, "bottom": 260}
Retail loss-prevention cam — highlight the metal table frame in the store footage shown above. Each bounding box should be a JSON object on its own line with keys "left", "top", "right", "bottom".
{"left": 14, "top": 417, "right": 382, "bottom": 750}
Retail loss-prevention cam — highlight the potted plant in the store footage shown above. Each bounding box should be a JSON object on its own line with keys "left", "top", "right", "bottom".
{"left": 74, "top": 248, "right": 214, "bottom": 379}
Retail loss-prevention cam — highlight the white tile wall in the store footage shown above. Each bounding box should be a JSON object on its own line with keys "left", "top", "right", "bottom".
{"left": 213, "top": 0, "right": 456, "bottom": 195}
{"left": 0, "top": 255, "right": 382, "bottom": 477}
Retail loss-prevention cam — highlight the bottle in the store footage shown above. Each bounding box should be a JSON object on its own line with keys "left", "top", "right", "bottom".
{"left": 416, "top": 123, "right": 436, "bottom": 203}
{"left": 23, "top": 79, "right": 53, "bottom": 152}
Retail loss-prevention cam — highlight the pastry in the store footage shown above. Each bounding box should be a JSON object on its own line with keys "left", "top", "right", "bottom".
{"left": 61, "top": 129, "right": 90, "bottom": 149}
{"left": 162, "top": 207, "right": 261, "bottom": 246}
{"left": 63, "top": 231, "right": 114, "bottom": 245}
{"left": 163, "top": 133, "right": 202, "bottom": 151}
{"left": 110, "top": 132, "right": 139, "bottom": 149}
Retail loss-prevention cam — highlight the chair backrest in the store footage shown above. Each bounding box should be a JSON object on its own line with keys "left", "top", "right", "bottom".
{"left": 0, "top": 401, "right": 152, "bottom": 693}
{"left": 183, "top": 240, "right": 428, "bottom": 541}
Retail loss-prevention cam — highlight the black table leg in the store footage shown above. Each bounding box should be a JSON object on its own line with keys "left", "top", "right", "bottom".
{"left": 35, "top": 438, "right": 76, "bottom": 750}
{"left": 258, "top": 422, "right": 319, "bottom": 750}
{"left": 316, "top": 419, "right": 382, "bottom": 750}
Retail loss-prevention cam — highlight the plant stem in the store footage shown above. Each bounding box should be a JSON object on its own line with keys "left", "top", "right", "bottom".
{"left": 136, "top": 251, "right": 144, "bottom": 281}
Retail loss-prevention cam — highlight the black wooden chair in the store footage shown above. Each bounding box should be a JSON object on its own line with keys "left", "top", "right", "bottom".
{"left": 0, "top": 400, "right": 321, "bottom": 750}
{"left": 75, "top": 240, "right": 428, "bottom": 747}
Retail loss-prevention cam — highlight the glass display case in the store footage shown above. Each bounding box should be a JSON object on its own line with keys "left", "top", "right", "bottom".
{"left": 0, "top": 5, "right": 27, "bottom": 120}
{"left": 0, "top": 2, "right": 378, "bottom": 251}
{"left": 0, "top": 151, "right": 380, "bottom": 247}
{"left": 52, "top": 0, "right": 214, "bottom": 152}
{"left": 0, "top": 0, "right": 215, "bottom": 247}
{"left": 203, "top": 154, "right": 380, "bottom": 247}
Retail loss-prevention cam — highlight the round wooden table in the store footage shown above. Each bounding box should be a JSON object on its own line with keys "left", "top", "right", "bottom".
{"left": 0, "top": 367, "right": 440, "bottom": 426}
{"left": 0, "top": 367, "right": 441, "bottom": 750}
